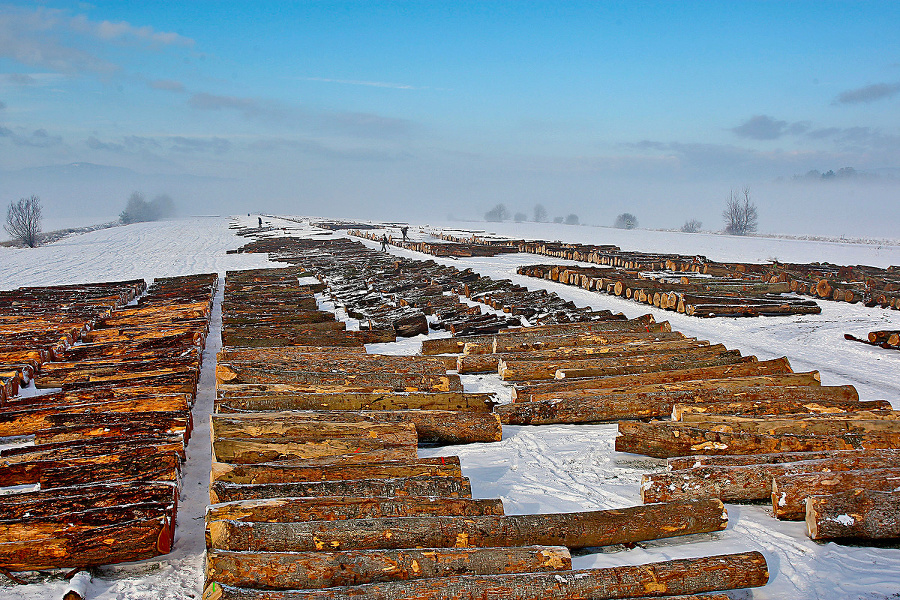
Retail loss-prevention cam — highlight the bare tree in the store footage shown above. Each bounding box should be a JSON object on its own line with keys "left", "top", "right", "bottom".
{"left": 5, "top": 195, "right": 43, "bottom": 247}
{"left": 681, "top": 219, "right": 702, "bottom": 233}
{"left": 722, "top": 187, "right": 758, "bottom": 235}
{"left": 614, "top": 213, "right": 638, "bottom": 229}
{"left": 533, "top": 203, "right": 548, "bottom": 222}
{"left": 484, "top": 203, "right": 509, "bottom": 222}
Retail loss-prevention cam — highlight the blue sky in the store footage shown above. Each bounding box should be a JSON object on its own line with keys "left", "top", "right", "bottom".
{"left": 1, "top": 1, "right": 899, "bottom": 235}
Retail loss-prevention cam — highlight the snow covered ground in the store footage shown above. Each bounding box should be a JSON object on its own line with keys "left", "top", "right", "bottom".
{"left": 2, "top": 215, "right": 900, "bottom": 599}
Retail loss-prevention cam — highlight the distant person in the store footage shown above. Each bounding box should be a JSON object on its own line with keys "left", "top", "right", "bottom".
{"left": 401, "top": 226, "right": 409, "bottom": 242}
{"left": 381, "top": 234, "right": 389, "bottom": 251}
{"left": 258, "top": 217, "right": 262, "bottom": 227}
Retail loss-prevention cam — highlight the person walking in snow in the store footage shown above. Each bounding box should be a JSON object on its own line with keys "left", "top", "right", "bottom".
{"left": 380, "top": 234, "right": 389, "bottom": 251}
{"left": 400, "top": 226, "right": 409, "bottom": 242}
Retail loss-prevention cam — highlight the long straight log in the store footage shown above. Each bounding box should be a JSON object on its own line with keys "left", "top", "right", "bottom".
{"left": 0, "top": 482, "right": 176, "bottom": 521}
{"left": 643, "top": 453, "right": 900, "bottom": 504}
{"left": 514, "top": 357, "right": 793, "bottom": 401}
{"left": 498, "top": 345, "right": 736, "bottom": 381}
{"left": 205, "top": 546, "right": 571, "bottom": 591}
{"left": 208, "top": 498, "right": 727, "bottom": 552}
{"left": 212, "top": 436, "right": 418, "bottom": 464}
{"left": 212, "top": 411, "right": 501, "bottom": 445}
{"left": 216, "top": 365, "right": 462, "bottom": 392}
{"left": 200, "top": 551, "right": 765, "bottom": 600}
{"left": 210, "top": 457, "right": 462, "bottom": 484}
{"left": 673, "top": 395, "right": 878, "bottom": 420}
{"left": 211, "top": 419, "right": 418, "bottom": 443}
{"left": 493, "top": 331, "right": 682, "bottom": 354}
{"left": 667, "top": 448, "right": 900, "bottom": 471}
{"left": 552, "top": 352, "right": 749, "bottom": 381}
{"left": 499, "top": 385, "right": 856, "bottom": 426}
{"left": 617, "top": 420, "right": 900, "bottom": 459}
{"left": 773, "top": 468, "right": 900, "bottom": 520}
{"left": 678, "top": 413, "right": 900, "bottom": 437}
{"left": 206, "top": 495, "right": 503, "bottom": 524}
{"left": 210, "top": 476, "right": 472, "bottom": 504}
{"left": 806, "top": 488, "right": 900, "bottom": 540}
{"left": 214, "top": 391, "right": 494, "bottom": 413}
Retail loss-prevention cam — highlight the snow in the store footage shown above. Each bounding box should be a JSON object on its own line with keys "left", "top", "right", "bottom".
{"left": 2, "top": 215, "right": 900, "bottom": 599}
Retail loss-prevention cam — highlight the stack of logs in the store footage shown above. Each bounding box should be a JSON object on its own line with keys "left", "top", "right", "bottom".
{"left": 0, "top": 273, "right": 216, "bottom": 572}
{"left": 204, "top": 266, "right": 769, "bottom": 599}
{"left": 845, "top": 329, "right": 900, "bottom": 350}
{"left": 517, "top": 263, "right": 821, "bottom": 318}
{"left": 351, "top": 229, "right": 520, "bottom": 258}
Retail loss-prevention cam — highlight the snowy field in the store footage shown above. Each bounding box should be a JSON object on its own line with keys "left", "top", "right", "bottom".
{"left": 2, "top": 215, "right": 900, "bottom": 599}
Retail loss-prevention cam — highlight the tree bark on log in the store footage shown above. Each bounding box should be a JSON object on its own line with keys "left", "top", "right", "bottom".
{"left": 673, "top": 394, "right": 876, "bottom": 420}
{"left": 806, "top": 489, "right": 900, "bottom": 540}
{"left": 667, "top": 448, "right": 900, "bottom": 471}
{"left": 552, "top": 352, "right": 749, "bottom": 381}
{"left": 513, "top": 357, "right": 794, "bottom": 401}
{"left": 773, "top": 468, "right": 900, "bottom": 520}
{"left": 209, "top": 476, "right": 472, "bottom": 504}
{"left": 200, "top": 551, "right": 765, "bottom": 600}
{"left": 210, "top": 457, "right": 462, "bottom": 484}
{"left": 205, "top": 546, "right": 571, "bottom": 590}
{"left": 208, "top": 498, "right": 727, "bottom": 552}
{"left": 212, "top": 437, "right": 418, "bottom": 465}
{"left": 215, "top": 388, "right": 493, "bottom": 413}
{"left": 617, "top": 420, "right": 900, "bottom": 459}
{"left": 205, "top": 496, "right": 504, "bottom": 525}
{"left": 216, "top": 365, "right": 461, "bottom": 393}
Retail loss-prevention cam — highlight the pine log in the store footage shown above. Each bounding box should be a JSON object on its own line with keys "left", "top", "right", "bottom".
{"left": 215, "top": 388, "right": 493, "bottom": 412}
{"left": 668, "top": 448, "right": 900, "bottom": 471}
{"left": 210, "top": 457, "right": 462, "bottom": 484}
{"left": 673, "top": 394, "right": 879, "bottom": 420}
{"left": 493, "top": 331, "right": 682, "bottom": 354}
{"left": 0, "top": 435, "right": 185, "bottom": 464}
{"left": 0, "top": 483, "right": 177, "bottom": 521}
{"left": 208, "top": 498, "right": 727, "bottom": 552}
{"left": 216, "top": 364, "right": 461, "bottom": 392}
{"left": 513, "top": 357, "right": 793, "bottom": 401}
{"left": 617, "top": 420, "right": 900, "bottom": 459}
{"left": 200, "top": 551, "right": 764, "bottom": 600}
{"left": 552, "top": 352, "right": 749, "bottom": 381}
{"left": 212, "top": 436, "right": 418, "bottom": 464}
{"left": 643, "top": 453, "right": 900, "bottom": 504}
{"left": 773, "top": 468, "right": 900, "bottom": 519}
{"left": 217, "top": 353, "right": 448, "bottom": 375}
{"left": 806, "top": 488, "right": 900, "bottom": 540}
{"left": 498, "top": 345, "right": 735, "bottom": 381}
{"left": 206, "top": 495, "right": 503, "bottom": 524}
{"left": 211, "top": 418, "right": 418, "bottom": 443}
{"left": 678, "top": 413, "right": 900, "bottom": 437}
{"left": 209, "top": 476, "right": 472, "bottom": 504}
{"left": 212, "top": 411, "right": 501, "bottom": 445}
{"left": 205, "top": 546, "right": 571, "bottom": 590}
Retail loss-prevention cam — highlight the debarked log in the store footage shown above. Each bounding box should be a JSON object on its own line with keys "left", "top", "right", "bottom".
{"left": 209, "top": 476, "right": 472, "bottom": 504}
{"left": 806, "top": 489, "right": 900, "bottom": 540}
{"left": 210, "top": 457, "right": 462, "bottom": 484}
{"left": 200, "top": 551, "right": 766, "bottom": 600}
{"left": 773, "top": 468, "right": 900, "bottom": 520}
{"left": 205, "top": 546, "right": 571, "bottom": 590}
{"left": 207, "top": 498, "right": 727, "bottom": 552}
{"left": 205, "top": 495, "right": 503, "bottom": 524}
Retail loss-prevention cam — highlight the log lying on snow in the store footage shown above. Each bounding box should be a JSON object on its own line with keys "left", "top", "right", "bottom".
{"left": 493, "top": 330, "right": 682, "bottom": 354}
{"left": 201, "top": 551, "right": 765, "bottom": 600}
{"left": 773, "top": 467, "right": 900, "bottom": 520}
{"left": 217, "top": 351, "right": 449, "bottom": 375}
{"left": 679, "top": 411, "right": 900, "bottom": 437}
{"left": 212, "top": 435, "right": 418, "bottom": 465}
{"left": 673, "top": 394, "right": 882, "bottom": 420}
{"left": 206, "top": 495, "right": 504, "bottom": 524}
{"left": 806, "top": 489, "right": 900, "bottom": 540}
{"left": 513, "top": 357, "right": 794, "bottom": 401}
{"left": 547, "top": 349, "right": 747, "bottom": 381}
{"left": 210, "top": 457, "right": 462, "bottom": 484}
{"left": 210, "top": 476, "right": 472, "bottom": 504}
{"left": 214, "top": 390, "right": 494, "bottom": 413}
{"left": 642, "top": 452, "right": 900, "bottom": 504}
{"left": 205, "top": 546, "right": 571, "bottom": 591}
{"left": 499, "top": 384, "right": 857, "bottom": 426}
{"left": 617, "top": 420, "right": 900, "bottom": 459}
{"left": 208, "top": 498, "right": 727, "bottom": 552}
{"left": 211, "top": 411, "right": 502, "bottom": 445}
{"left": 216, "top": 365, "right": 462, "bottom": 393}
{"left": 211, "top": 419, "right": 418, "bottom": 443}
{"left": 667, "top": 448, "right": 900, "bottom": 471}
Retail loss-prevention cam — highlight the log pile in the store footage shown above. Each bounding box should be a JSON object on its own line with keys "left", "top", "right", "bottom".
{"left": 517, "top": 263, "right": 821, "bottom": 318}
{"left": 844, "top": 329, "right": 900, "bottom": 350}
{"left": 0, "top": 273, "right": 217, "bottom": 571}
{"left": 206, "top": 265, "right": 767, "bottom": 598}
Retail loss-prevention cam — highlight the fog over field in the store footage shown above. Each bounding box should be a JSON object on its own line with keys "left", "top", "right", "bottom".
{"left": 2, "top": 2, "right": 898, "bottom": 238}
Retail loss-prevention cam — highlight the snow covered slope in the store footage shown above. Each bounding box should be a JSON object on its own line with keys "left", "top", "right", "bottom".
{"left": 1, "top": 216, "right": 899, "bottom": 599}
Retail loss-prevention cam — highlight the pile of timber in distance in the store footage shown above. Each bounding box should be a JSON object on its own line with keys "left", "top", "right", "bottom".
{"left": 844, "top": 329, "right": 900, "bottom": 350}
{"left": 432, "top": 230, "right": 900, "bottom": 310}
{"left": 517, "top": 263, "right": 821, "bottom": 318}
{"left": 207, "top": 267, "right": 767, "bottom": 598}
{"left": 0, "top": 273, "right": 217, "bottom": 572}
{"left": 236, "top": 236, "right": 617, "bottom": 331}
{"left": 351, "top": 228, "right": 520, "bottom": 258}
